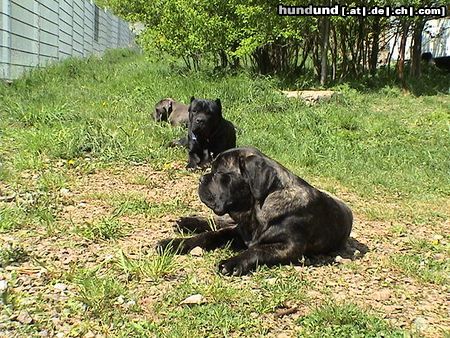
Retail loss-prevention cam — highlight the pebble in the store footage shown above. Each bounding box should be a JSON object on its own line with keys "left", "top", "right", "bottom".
{"left": 54, "top": 283, "right": 67, "bottom": 292}
{"left": 335, "top": 255, "right": 351, "bottom": 264}
{"left": 189, "top": 246, "right": 204, "bottom": 257}
{"left": 60, "top": 188, "right": 70, "bottom": 196}
{"left": 353, "top": 250, "right": 362, "bottom": 258}
{"left": 266, "top": 278, "right": 277, "bottom": 285}
{"left": 413, "top": 317, "right": 428, "bottom": 332}
{"left": 116, "top": 295, "right": 125, "bottom": 305}
{"left": 17, "top": 311, "right": 33, "bottom": 324}
{"left": 0, "top": 280, "right": 7, "bottom": 292}
{"left": 180, "top": 294, "right": 206, "bottom": 305}
{"left": 39, "top": 330, "right": 49, "bottom": 337}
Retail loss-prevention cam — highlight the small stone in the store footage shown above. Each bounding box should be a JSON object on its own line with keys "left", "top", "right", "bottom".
{"left": 56, "top": 333, "right": 65, "bottom": 338}
{"left": 0, "top": 280, "right": 7, "bottom": 292}
{"left": 373, "top": 289, "right": 391, "bottom": 301}
{"left": 125, "top": 299, "right": 136, "bottom": 307}
{"left": 413, "top": 317, "right": 428, "bottom": 332}
{"left": 17, "top": 311, "right": 33, "bottom": 324}
{"left": 266, "top": 278, "right": 277, "bottom": 285}
{"left": 60, "top": 188, "right": 70, "bottom": 196}
{"left": 433, "top": 253, "right": 445, "bottom": 261}
{"left": 335, "top": 255, "right": 351, "bottom": 264}
{"left": 39, "top": 330, "right": 49, "bottom": 337}
{"left": 78, "top": 202, "right": 87, "bottom": 207}
{"left": 276, "top": 333, "right": 290, "bottom": 338}
{"left": 84, "top": 331, "right": 95, "bottom": 338}
{"left": 54, "top": 283, "right": 67, "bottom": 292}
{"left": 65, "top": 205, "right": 75, "bottom": 212}
{"left": 189, "top": 246, "right": 204, "bottom": 257}
{"left": 116, "top": 295, "right": 125, "bottom": 305}
{"left": 180, "top": 294, "right": 206, "bottom": 305}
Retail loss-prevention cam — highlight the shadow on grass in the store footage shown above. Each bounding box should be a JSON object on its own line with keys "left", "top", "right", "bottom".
{"left": 274, "top": 63, "right": 449, "bottom": 97}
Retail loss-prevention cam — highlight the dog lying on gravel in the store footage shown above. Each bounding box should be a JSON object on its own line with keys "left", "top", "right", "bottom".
{"left": 157, "top": 147, "right": 353, "bottom": 275}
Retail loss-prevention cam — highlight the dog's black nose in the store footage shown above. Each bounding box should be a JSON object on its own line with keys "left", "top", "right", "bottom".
{"left": 199, "top": 176, "right": 205, "bottom": 184}
{"left": 196, "top": 117, "right": 205, "bottom": 124}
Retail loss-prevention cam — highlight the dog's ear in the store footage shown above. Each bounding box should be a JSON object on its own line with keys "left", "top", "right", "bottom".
{"left": 215, "top": 98, "right": 222, "bottom": 111}
{"left": 239, "top": 155, "right": 280, "bottom": 202}
{"left": 190, "top": 96, "right": 195, "bottom": 103}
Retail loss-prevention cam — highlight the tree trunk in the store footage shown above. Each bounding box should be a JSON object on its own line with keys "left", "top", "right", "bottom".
{"left": 410, "top": 19, "right": 425, "bottom": 77}
{"left": 331, "top": 25, "right": 337, "bottom": 81}
{"left": 370, "top": 17, "right": 381, "bottom": 75}
{"left": 396, "top": 21, "right": 410, "bottom": 88}
{"left": 387, "top": 25, "right": 400, "bottom": 76}
{"left": 320, "top": 17, "right": 330, "bottom": 86}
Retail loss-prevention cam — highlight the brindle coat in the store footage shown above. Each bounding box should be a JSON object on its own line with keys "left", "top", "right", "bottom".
{"left": 157, "top": 147, "right": 353, "bottom": 275}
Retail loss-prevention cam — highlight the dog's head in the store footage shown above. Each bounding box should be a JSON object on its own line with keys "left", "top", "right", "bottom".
{"left": 198, "top": 148, "right": 281, "bottom": 215}
{"left": 154, "top": 98, "right": 174, "bottom": 122}
{"left": 189, "top": 97, "right": 222, "bottom": 137}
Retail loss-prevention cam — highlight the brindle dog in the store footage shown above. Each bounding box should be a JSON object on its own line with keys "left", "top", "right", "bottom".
{"left": 157, "top": 147, "right": 353, "bottom": 275}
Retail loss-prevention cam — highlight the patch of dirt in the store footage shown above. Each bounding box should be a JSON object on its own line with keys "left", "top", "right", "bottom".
{"left": 1, "top": 164, "right": 448, "bottom": 337}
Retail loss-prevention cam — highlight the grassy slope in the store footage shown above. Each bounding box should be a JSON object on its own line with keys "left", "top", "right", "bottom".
{"left": 1, "top": 51, "right": 448, "bottom": 212}
{"left": 0, "top": 50, "right": 449, "bottom": 336}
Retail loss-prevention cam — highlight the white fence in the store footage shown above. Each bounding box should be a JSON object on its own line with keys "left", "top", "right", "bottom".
{"left": 0, "top": 0, "right": 135, "bottom": 80}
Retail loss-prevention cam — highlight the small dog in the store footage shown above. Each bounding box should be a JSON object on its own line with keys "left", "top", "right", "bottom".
{"left": 158, "top": 147, "right": 353, "bottom": 276}
{"left": 186, "top": 97, "right": 236, "bottom": 169}
{"left": 153, "top": 98, "right": 189, "bottom": 127}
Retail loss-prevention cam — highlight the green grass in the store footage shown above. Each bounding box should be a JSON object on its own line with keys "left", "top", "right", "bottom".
{"left": 0, "top": 244, "right": 29, "bottom": 267}
{"left": 115, "top": 248, "right": 178, "bottom": 281}
{"left": 297, "top": 303, "right": 405, "bottom": 337}
{"left": 73, "top": 269, "right": 129, "bottom": 318}
{"left": 74, "top": 216, "right": 127, "bottom": 241}
{"left": 390, "top": 237, "right": 449, "bottom": 285}
{"left": 111, "top": 194, "right": 194, "bottom": 218}
{"left": 1, "top": 49, "right": 448, "bottom": 223}
{"left": 0, "top": 49, "right": 448, "bottom": 337}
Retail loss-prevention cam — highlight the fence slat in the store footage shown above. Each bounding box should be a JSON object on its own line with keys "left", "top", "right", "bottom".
{"left": 1, "top": 0, "right": 136, "bottom": 80}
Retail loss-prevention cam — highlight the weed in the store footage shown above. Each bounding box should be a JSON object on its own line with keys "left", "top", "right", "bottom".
{"left": 75, "top": 216, "right": 126, "bottom": 241}
{"left": 297, "top": 302, "right": 405, "bottom": 337}
{"left": 115, "top": 249, "right": 178, "bottom": 281}
{"left": 74, "top": 269, "right": 127, "bottom": 318}
{"left": 390, "top": 238, "right": 449, "bottom": 285}
{"left": 0, "top": 244, "right": 29, "bottom": 267}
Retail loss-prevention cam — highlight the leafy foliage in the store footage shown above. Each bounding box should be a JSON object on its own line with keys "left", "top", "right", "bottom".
{"left": 100, "top": 0, "right": 448, "bottom": 84}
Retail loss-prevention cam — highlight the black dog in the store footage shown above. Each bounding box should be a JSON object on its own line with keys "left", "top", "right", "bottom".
{"left": 157, "top": 147, "right": 353, "bottom": 276}
{"left": 186, "top": 97, "right": 236, "bottom": 169}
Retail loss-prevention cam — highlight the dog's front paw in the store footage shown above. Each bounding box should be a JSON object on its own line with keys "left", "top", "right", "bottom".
{"left": 218, "top": 256, "right": 250, "bottom": 276}
{"left": 186, "top": 163, "right": 199, "bottom": 171}
{"left": 174, "top": 216, "right": 210, "bottom": 233}
{"left": 156, "top": 238, "right": 183, "bottom": 254}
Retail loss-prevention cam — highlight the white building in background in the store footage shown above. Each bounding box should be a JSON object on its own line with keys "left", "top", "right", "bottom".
{"left": 422, "top": 18, "right": 449, "bottom": 58}
{"left": 389, "top": 18, "right": 450, "bottom": 61}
